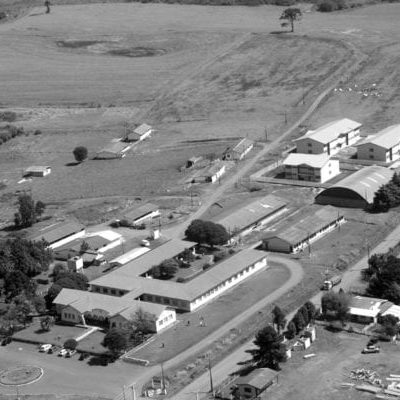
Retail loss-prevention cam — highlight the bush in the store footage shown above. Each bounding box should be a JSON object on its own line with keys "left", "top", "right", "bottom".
{"left": 64, "top": 338, "right": 78, "bottom": 350}
{"left": 213, "top": 250, "right": 228, "bottom": 262}
{"left": 0, "top": 111, "right": 17, "bottom": 122}
{"left": 119, "top": 219, "right": 132, "bottom": 228}
{"left": 34, "top": 130, "right": 42, "bottom": 135}
{"left": 317, "top": 0, "right": 336, "bottom": 11}
{"left": 176, "top": 277, "right": 185, "bottom": 283}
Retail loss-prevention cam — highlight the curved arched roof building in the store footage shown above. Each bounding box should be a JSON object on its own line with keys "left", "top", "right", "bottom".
{"left": 315, "top": 166, "right": 394, "bottom": 208}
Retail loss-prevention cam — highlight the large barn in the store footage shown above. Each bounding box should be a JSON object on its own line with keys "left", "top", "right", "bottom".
{"left": 315, "top": 165, "right": 394, "bottom": 208}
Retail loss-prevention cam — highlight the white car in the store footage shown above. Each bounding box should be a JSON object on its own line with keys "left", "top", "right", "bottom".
{"left": 141, "top": 239, "right": 151, "bottom": 247}
{"left": 58, "top": 348, "right": 68, "bottom": 357}
{"left": 39, "top": 344, "right": 52, "bottom": 352}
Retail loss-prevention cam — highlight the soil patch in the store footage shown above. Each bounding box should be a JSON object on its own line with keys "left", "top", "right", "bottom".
{"left": 107, "top": 47, "right": 166, "bottom": 57}
{"left": 56, "top": 40, "right": 104, "bottom": 49}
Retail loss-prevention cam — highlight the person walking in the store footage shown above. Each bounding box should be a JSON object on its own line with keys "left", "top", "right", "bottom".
{"left": 44, "top": 0, "right": 51, "bottom": 14}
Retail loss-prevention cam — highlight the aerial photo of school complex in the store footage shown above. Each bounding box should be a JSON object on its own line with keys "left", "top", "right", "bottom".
{"left": 1, "top": 1, "right": 400, "bottom": 400}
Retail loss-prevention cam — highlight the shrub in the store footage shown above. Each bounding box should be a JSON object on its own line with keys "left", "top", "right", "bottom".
{"left": 64, "top": 338, "right": 78, "bottom": 350}
{"left": 34, "top": 130, "right": 42, "bottom": 135}
{"left": 176, "top": 277, "right": 185, "bottom": 283}
{"left": 119, "top": 219, "right": 132, "bottom": 228}
{"left": 213, "top": 250, "right": 228, "bottom": 262}
{"left": 318, "top": 0, "right": 336, "bottom": 11}
{"left": 0, "top": 111, "right": 17, "bottom": 122}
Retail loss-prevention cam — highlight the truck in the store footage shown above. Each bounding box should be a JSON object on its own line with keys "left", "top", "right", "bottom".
{"left": 322, "top": 276, "right": 342, "bottom": 291}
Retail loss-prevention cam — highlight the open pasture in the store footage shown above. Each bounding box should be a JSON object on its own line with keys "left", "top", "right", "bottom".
{"left": 1, "top": 3, "right": 400, "bottom": 210}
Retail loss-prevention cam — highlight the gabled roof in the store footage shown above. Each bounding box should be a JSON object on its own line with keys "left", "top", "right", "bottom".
{"left": 90, "top": 239, "right": 197, "bottom": 290}
{"left": 25, "top": 166, "right": 51, "bottom": 173}
{"left": 232, "top": 138, "right": 254, "bottom": 153}
{"left": 216, "top": 194, "right": 287, "bottom": 234}
{"left": 236, "top": 368, "right": 279, "bottom": 389}
{"left": 133, "top": 123, "right": 152, "bottom": 136}
{"left": 283, "top": 153, "right": 331, "bottom": 169}
{"left": 316, "top": 166, "right": 393, "bottom": 204}
{"left": 98, "top": 141, "right": 130, "bottom": 154}
{"left": 295, "top": 118, "right": 361, "bottom": 145}
{"left": 206, "top": 161, "right": 226, "bottom": 176}
{"left": 53, "top": 288, "right": 167, "bottom": 319}
{"left": 381, "top": 304, "right": 400, "bottom": 319}
{"left": 357, "top": 124, "right": 400, "bottom": 150}
{"left": 263, "top": 205, "right": 342, "bottom": 246}
{"left": 123, "top": 203, "right": 159, "bottom": 221}
{"left": 30, "top": 221, "right": 85, "bottom": 245}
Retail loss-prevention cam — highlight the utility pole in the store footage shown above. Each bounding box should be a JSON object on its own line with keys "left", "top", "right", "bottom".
{"left": 161, "top": 362, "right": 166, "bottom": 393}
{"left": 208, "top": 355, "right": 214, "bottom": 395}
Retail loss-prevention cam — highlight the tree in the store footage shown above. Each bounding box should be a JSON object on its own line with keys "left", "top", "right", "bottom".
{"left": 64, "top": 338, "right": 78, "bottom": 350}
{"left": 3, "top": 270, "right": 36, "bottom": 300}
{"left": 185, "top": 220, "right": 229, "bottom": 247}
{"left": 321, "top": 291, "right": 350, "bottom": 325}
{"left": 272, "top": 306, "right": 286, "bottom": 334}
{"left": 14, "top": 194, "right": 36, "bottom": 228}
{"left": 299, "top": 305, "right": 310, "bottom": 326}
{"left": 5, "top": 294, "right": 33, "bottom": 327}
{"left": 280, "top": 8, "right": 302, "bottom": 32}
{"left": 35, "top": 201, "right": 46, "bottom": 218}
{"left": 292, "top": 311, "right": 306, "bottom": 334}
{"left": 130, "top": 308, "right": 155, "bottom": 335}
{"left": 103, "top": 329, "right": 128, "bottom": 356}
{"left": 40, "top": 315, "right": 55, "bottom": 331}
{"left": 79, "top": 240, "right": 90, "bottom": 254}
{"left": 247, "top": 325, "right": 287, "bottom": 370}
{"left": 304, "top": 301, "right": 317, "bottom": 323}
{"left": 151, "top": 258, "right": 179, "bottom": 280}
{"left": 379, "top": 314, "right": 399, "bottom": 338}
{"left": 53, "top": 271, "right": 88, "bottom": 290}
{"left": 32, "top": 295, "right": 46, "bottom": 314}
{"left": 44, "top": 283, "right": 62, "bottom": 309}
{"left": 73, "top": 146, "right": 88, "bottom": 163}
{"left": 285, "top": 321, "right": 297, "bottom": 340}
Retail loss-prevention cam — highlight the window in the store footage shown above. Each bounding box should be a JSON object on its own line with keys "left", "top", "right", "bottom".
{"left": 369, "top": 155, "right": 374, "bottom": 159}
{"left": 308, "top": 143, "right": 312, "bottom": 147}
{"left": 111, "top": 289, "right": 116, "bottom": 295}
{"left": 244, "top": 388, "right": 252, "bottom": 393}
{"left": 119, "top": 290, "right": 125, "bottom": 296}
{"left": 369, "top": 148, "right": 374, "bottom": 152}
{"left": 308, "top": 150, "right": 312, "bottom": 154}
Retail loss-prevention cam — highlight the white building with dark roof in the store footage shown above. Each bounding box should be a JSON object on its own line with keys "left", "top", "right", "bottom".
{"left": 295, "top": 118, "right": 361, "bottom": 156}
{"left": 235, "top": 368, "right": 279, "bottom": 399}
{"left": 223, "top": 138, "right": 254, "bottom": 161}
{"left": 95, "top": 141, "right": 131, "bottom": 159}
{"left": 262, "top": 205, "right": 345, "bottom": 253}
{"left": 24, "top": 166, "right": 51, "bottom": 177}
{"left": 216, "top": 194, "right": 288, "bottom": 238}
{"left": 128, "top": 123, "right": 153, "bottom": 141}
{"left": 283, "top": 153, "right": 340, "bottom": 183}
{"left": 53, "top": 288, "right": 176, "bottom": 333}
{"left": 122, "top": 203, "right": 160, "bottom": 226}
{"left": 356, "top": 124, "right": 400, "bottom": 163}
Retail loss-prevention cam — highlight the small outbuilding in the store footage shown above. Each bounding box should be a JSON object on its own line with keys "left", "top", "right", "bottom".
{"left": 95, "top": 141, "right": 131, "bottom": 159}
{"left": 348, "top": 295, "right": 391, "bottom": 324}
{"left": 223, "top": 138, "right": 254, "bottom": 161}
{"left": 122, "top": 203, "right": 160, "bottom": 226}
{"left": 24, "top": 166, "right": 51, "bottom": 177}
{"left": 315, "top": 165, "right": 394, "bottom": 208}
{"left": 235, "top": 368, "right": 279, "bottom": 399}
{"left": 128, "top": 123, "right": 153, "bottom": 142}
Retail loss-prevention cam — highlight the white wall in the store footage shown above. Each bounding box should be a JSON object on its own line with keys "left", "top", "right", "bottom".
{"left": 50, "top": 230, "right": 86, "bottom": 250}
{"left": 320, "top": 159, "right": 340, "bottom": 183}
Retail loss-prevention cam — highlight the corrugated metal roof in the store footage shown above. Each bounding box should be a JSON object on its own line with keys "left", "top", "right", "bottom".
{"left": 295, "top": 118, "right": 361, "bottom": 145}
{"left": 357, "top": 124, "right": 400, "bottom": 150}
{"left": 264, "top": 205, "right": 342, "bottom": 246}
{"left": 317, "top": 166, "right": 393, "bottom": 204}
{"left": 236, "top": 368, "right": 279, "bottom": 389}
{"left": 283, "top": 153, "right": 330, "bottom": 169}
{"left": 31, "top": 222, "right": 85, "bottom": 245}
{"left": 232, "top": 138, "right": 254, "bottom": 154}
{"left": 216, "top": 194, "right": 287, "bottom": 234}
{"left": 123, "top": 203, "right": 159, "bottom": 222}
{"left": 90, "top": 248, "right": 267, "bottom": 302}
{"left": 133, "top": 123, "right": 152, "bottom": 137}
{"left": 98, "top": 141, "right": 130, "bottom": 154}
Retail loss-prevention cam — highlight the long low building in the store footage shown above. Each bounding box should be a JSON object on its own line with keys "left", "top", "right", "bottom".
{"left": 53, "top": 288, "right": 176, "bottom": 333}
{"left": 216, "top": 194, "right": 287, "bottom": 238}
{"left": 30, "top": 221, "right": 86, "bottom": 249}
{"left": 315, "top": 165, "right": 394, "bottom": 208}
{"left": 283, "top": 153, "right": 340, "bottom": 183}
{"left": 121, "top": 203, "right": 160, "bottom": 226}
{"left": 90, "top": 248, "right": 268, "bottom": 312}
{"left": 262, "top": 205, "right": 345, "bottom": 253}
{"left": 357, "top": 124, "right": 400, "bottom": 163}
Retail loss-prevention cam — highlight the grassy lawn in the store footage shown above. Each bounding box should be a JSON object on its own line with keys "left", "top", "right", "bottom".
{"left": 77, "top": 331, "right": 106, "bottom": 355}
{"left": 131, "top": 262, "right": 290, "bottom": 364}
{"left": 13, "top": 322, "right": 89, "bottom": 347}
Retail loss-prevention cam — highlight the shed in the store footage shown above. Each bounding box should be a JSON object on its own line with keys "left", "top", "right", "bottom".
{"left": 24, "top": 166, "right": 51, "bottom": 177}
{"left": 122, "top": 203, "right": 160, "bottom": 225}
{"left": 235, "top": 368, "right": 279, "bottom": 399}
{"left": 223, "top": 138, "right": 254, "bottom": 161}
{"left": 96, "top": 141, "right": 131, "bottom": 159}
{"left": 129, "top": 123, "right": 153, "bottom": 141}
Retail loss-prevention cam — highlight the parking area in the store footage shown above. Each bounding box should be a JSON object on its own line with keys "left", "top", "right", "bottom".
{"left": 0, "top": 342, "right": 144, "bottom": 397}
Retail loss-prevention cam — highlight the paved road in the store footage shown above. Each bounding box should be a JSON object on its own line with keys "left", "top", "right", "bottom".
{"left": 171, "top": 223, "right": 400, "bottom": 400}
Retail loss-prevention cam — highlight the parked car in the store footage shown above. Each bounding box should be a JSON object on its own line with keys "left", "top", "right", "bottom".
{"left": 39, "top": 343, "right": 52, "bottom": 353}
{"left": 48, "top": 345, "right": 59, "bottom": 354}
{"left": 362, "top": 346, "right": 380, "bottom": 354}
{"left": 58, "top": 348, "right": 68, "bottom": 357}
{"left": 65, "top": 349, "right": 76, "bottom": 358}
{"left": 0, "top": 337, "right": 12, "bottom": 346}
{"left": 141, "top": 239, "right": 151, "bottom": 247}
